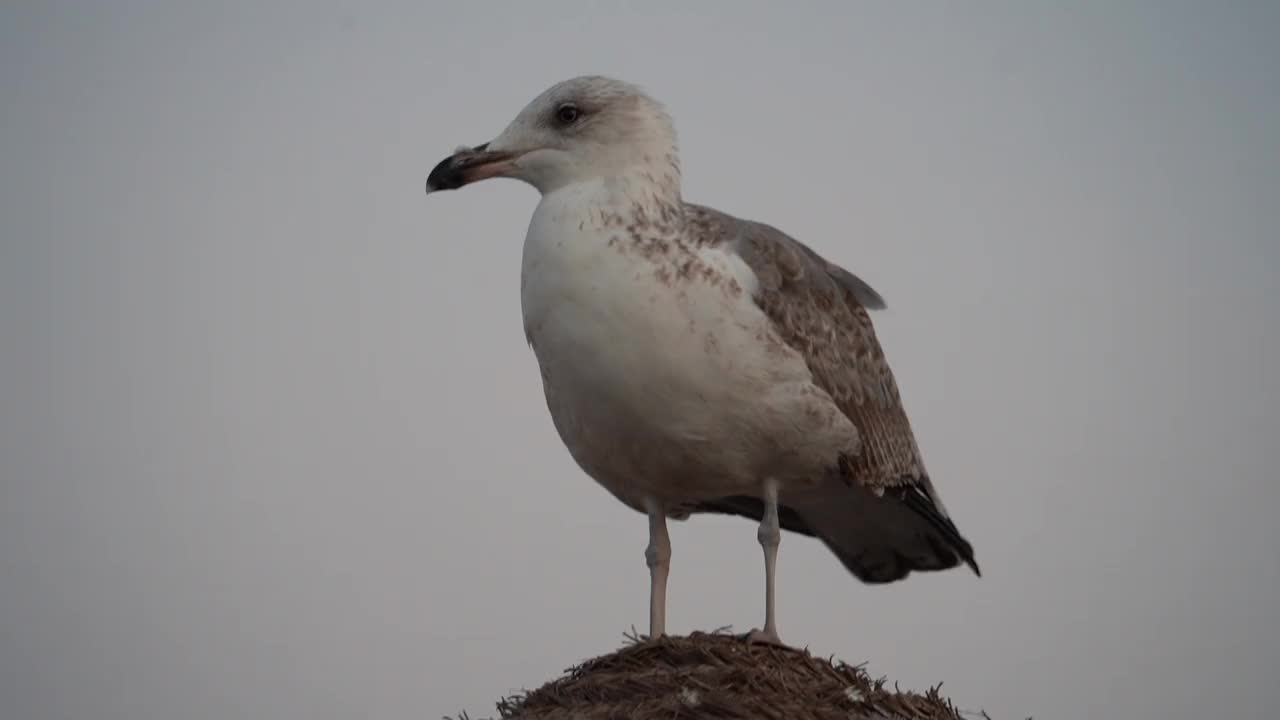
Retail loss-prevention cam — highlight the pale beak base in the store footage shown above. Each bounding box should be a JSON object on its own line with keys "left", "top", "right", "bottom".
{"left": 425, "top": 143, "right": 518, "bottom": 193}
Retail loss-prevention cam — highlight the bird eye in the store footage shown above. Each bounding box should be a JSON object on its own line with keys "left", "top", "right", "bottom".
{"left": 555, "top": 104, "right": 581, "bottom": 125}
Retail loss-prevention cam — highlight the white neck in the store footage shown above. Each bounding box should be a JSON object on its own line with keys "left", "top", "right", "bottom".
{"left": 545, "top": 164, "right": 685, "bottom": 233}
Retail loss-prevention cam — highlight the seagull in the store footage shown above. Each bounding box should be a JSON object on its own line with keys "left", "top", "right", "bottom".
{"left": 425, "top": 76, "right": 979, "bottom": 645}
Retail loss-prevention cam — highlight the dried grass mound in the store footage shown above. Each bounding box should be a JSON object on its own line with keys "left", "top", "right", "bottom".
{"left": 458, "top": 630, "right": 978, "bottom": 720}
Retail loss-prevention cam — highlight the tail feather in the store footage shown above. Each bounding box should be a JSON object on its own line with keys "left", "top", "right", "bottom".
{"left": 692, "top": 477, "right": 979, "bottom": 585}
{"left": 888, "top": 482, "right": 981, "bottom": 577}
{"left": 691, "top": 495, "right": 818, "bottom": 537}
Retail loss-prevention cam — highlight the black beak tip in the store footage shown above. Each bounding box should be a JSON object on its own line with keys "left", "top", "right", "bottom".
{"left": 425, "top": 142, "right": 492, "bottom": 194}
{"left": 426, "top": 156, "right": 463, "bottom": 193}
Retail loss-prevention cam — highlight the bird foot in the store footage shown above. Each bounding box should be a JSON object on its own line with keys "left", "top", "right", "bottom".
{"left": 743, "top": 627, "right": 786, "bottom": 648}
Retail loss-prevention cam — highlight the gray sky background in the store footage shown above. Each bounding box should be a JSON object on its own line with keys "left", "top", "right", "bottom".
{"left": 2, "top": 2, "right": 1278, "bottom": 719}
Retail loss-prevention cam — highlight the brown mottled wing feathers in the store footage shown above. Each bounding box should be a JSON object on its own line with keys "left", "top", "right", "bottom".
{"left": 689, "top": 204, "right": 923, "bottom": 490}
{"left": 683, "top": 203, "right": 980, "bottom": 579}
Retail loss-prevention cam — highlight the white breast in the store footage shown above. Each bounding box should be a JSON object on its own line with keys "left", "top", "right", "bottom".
{"left": 518, "top": 183, "right": 857, "bottom": 505}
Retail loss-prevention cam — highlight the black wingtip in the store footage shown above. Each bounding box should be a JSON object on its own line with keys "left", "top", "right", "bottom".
{"left": 893, "top": 482, "right": 980, "bottom": 578}
{"left": 966, "top": 556, "right": 982, "bottom": 577}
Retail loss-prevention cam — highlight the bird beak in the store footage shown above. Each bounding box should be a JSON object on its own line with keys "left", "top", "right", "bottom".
{"left": 425, "top": 142, "right": 518, "bottom": 193}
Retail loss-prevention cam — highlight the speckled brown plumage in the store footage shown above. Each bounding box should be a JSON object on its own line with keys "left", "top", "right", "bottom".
{"left": 681, "top": 203, "right": 979, "bottom": 580}
{"left": 432, "top": 74, "right": 979, "bottom": 606}
{"left": 685, "top": 204, "right": 921, "bottom": 491}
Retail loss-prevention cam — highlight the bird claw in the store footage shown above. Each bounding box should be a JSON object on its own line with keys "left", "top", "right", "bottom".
{"left": 743, "top": 627, "right": 786, "bottom": 648}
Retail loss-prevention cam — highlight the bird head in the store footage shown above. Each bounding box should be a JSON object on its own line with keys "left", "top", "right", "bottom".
{"left": 426, "top": 76, "right": 680, "bottom": 197}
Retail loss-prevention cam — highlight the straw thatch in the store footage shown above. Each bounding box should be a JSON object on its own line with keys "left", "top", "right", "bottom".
{"left": 450, "top": 630, "right": 984, "bottom": 720}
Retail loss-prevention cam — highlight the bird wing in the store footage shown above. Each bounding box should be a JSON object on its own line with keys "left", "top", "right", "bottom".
{"left": 686, "top": 202, "right": 921, "bottom": 490}
{"left": 684, "top": 203, "right": 979, "bottom": 581}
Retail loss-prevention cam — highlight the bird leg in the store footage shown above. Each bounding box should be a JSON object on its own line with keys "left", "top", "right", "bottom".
{"left": 747, "top": 479, "right": 783, "bottom": 646}
{"left": 643, "top": 497, "right": 671, "bottom": 640}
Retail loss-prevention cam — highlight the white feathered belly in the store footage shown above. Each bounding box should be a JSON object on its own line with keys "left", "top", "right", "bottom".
{"left": 520, "top": 199, "right": 856, "bottom": 509}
